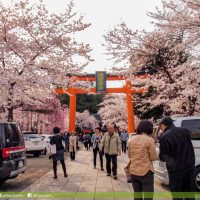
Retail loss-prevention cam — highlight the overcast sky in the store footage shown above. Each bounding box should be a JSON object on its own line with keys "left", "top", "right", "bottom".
{"left": 44, "top": 0, "right": 163, "bottom": 73}
{"left": 2, "top": 0, "right": 163, "bottom": 74}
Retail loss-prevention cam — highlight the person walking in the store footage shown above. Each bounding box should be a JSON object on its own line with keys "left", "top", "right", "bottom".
{"left": 50, "top": 127, "right": 68, "bottom": 179}
{"left": 100, "top": 124, "right": 121, "bottom": 179}
{"left": 120, "top": 129, "right": 129, "bottom": 153}
{"left": 75, "top": 132, "right": 79, "bottom": 150}
{"left": 91, "top": 127, "right": 104, "bottom": 170}
{"left": 83, "top": 133, "right": 87, "bottom": 149}
{"left": 83, "top": 132, "right": 91, "bottom": 150}
{"left": 128, "top": 120, "right": 157, "bottom": 200}
{"left": 65, "top": 132, "right": 70, "bottom": 152}
{"left": 69, "top": 132, "right": 77, "bottom": 160}
{"left": 89, "top": 129, "right": 94, "bottom": 149}
{"left": 159, "top": 117, "right": 195, "bottom": 200}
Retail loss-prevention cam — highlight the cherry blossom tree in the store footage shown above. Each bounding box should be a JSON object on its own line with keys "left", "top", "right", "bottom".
{"left": 148, "top": 0, "right": 200, "bottom": 51}
{"left": 45, "top": 102, "right": 69, "bottom": 133}
{"left": 147, "top": 0, "right": 200, "bottom": 115}
{"left": 0, "top": 0, "right": 93, "bottom": 121}
{"left": 103, "top": 2, "right": 200, "bottom": 116}
{"left": 98, "top": 94, "right": 139, "bottom": 129}
{"left": 76, "top": 110, "right": 98, "bottom": 130}
{"left": 11, "top": 95, "right": 69, "bottom": 133}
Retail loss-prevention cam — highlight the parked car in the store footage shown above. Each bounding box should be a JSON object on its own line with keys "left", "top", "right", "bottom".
{"left": 154, "top": 116, "right": 200, "bottom": 191}
{"left": 40, "top": 134, "right": 53, "bottom": 153}
{"left": 23, "top": 131, "right": 47, "bottom": 157}
{"left": 0, "top": 122, "right": 27, "bottom": 183}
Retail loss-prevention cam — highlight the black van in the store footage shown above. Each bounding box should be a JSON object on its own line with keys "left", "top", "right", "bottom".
{"left": 0, "top": 122, "right": 27, "bottom": 183}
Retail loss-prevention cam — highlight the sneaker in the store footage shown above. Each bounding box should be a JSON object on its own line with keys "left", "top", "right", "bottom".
{"left": 107, "top": 174, "right": 111, "bottom": 176}
{"left": 113, "top": 175, "right": 117, "bottom": 180}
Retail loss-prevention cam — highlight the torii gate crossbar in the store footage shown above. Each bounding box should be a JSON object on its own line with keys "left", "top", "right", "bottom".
{"left": 55, "top": 74, "right": 147, "bottom": 133}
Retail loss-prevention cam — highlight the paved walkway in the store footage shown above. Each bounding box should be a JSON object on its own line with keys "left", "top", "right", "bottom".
{"left": 19, "top": 149, "right": 167, "bottom": 200}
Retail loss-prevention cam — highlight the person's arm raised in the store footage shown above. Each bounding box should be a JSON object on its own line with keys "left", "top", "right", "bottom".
{"left": 149, "top": 138, "right": 158, "bottom": 161}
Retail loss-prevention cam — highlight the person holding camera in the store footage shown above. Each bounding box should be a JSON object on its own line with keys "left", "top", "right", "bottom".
{"left": 91, "top": 127, "right": 104, "bottom": 170}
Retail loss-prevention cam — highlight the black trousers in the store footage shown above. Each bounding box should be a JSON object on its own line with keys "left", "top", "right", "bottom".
{"left": 105, "top": 154, "right": 117, "bottom": 176}
{"left": 131, "top": 171, "right": 154, "bottom": 200}
{"left": 65, "top": 143, "right": 69, "bottom": 152}
{"left": 70, "top": 147, "right": 76, "bottom": 160}
{"left": 93, "top": 147, "right": 103, "bottom": 169}
{"left": 89, "top": 141, "right": 92, "bottom": 148}
{"left": 53, "top": 160, "right": 67, "bottom": 177}
{"left": 169, "top": 168, "right": 195, "bottom": 200}
{"left": 121, "top": 141, "right": 127, "bottom": 153}
{"left": 84, "top": 141, "right": 90, "bottom": 150}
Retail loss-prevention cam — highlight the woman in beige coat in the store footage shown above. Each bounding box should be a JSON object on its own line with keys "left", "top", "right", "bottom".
{"left": 128, "top": 120, "right": 157, "bottom": 200}
{"left": 69, "top": 132, "right": 77, "bottom": 160}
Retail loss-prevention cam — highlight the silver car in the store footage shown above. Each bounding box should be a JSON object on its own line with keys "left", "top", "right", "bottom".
{"left": 23, "top": 131, "right": 48, "bottom": 157}
{"left": 154, "top": 116, "right": 200, "bottom": 191}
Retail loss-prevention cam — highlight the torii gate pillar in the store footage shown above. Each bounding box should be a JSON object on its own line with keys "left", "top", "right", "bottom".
{"left": 126, "top": 80, "right": 135, "bottom": 133}
{"left": 69, "top": 91, "right": 76, "bottom": 132}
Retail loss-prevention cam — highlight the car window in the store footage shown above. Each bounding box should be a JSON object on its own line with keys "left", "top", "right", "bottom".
{"left": 24, "top": 134, "right": 42, "bottom": 139}
{"left": 23, "top": 132, "right": 36, "bottom": 135}
{"left": 4, "top": 124, "right": 24, "bottom": 147}
{"left": 181, "top": 119, "right": 200, "bottom": 139}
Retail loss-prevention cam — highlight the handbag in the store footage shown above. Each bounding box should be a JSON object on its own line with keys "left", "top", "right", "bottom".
{"left": 49, "top": 144, "right": 56, "bottom": 155}
{"left": 124, "top": 160, "right": 131, "bottom": 183}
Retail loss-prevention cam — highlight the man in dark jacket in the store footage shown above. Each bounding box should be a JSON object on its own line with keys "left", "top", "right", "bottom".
{"left": 159, "top": 117, "right": 195, "bottom": 200}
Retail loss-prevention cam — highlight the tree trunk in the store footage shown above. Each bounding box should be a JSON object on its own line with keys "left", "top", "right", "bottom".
{"left": 27, "top": 111, "right": 30, "bottom": 131}
{"left": 7, "top": 106, "right": 14, "bottom": 122}
{"left": 188, "top": 96, "right": 197, "bottom": 116}
{"left": 6, "top": 82, "right": 16, "bottom": 122}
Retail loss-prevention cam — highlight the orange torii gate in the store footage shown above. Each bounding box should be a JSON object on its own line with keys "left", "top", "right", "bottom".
{"left": 55, "top": 73, "right": 147, "bottom": 133}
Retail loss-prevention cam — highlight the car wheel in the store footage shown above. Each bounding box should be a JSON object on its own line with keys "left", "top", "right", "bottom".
{"left": 195, "top": 166, "right": 200, "bottom": 191}
{"left": 41, "top": 148, "right": 47, "bottom": 155}
{"left": 33, "top": 152, "right": 40, "bottom": 157}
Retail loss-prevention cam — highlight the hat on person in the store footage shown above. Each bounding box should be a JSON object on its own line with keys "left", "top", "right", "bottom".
{"left": 159, "top": 117, "right": 174, "bottom": 127}
{"left": 53, "top": 127, "right": 61, "bottom": 134}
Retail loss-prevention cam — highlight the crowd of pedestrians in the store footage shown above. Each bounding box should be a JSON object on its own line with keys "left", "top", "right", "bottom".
{"left": 49, "top": 116, "right": 195, "bottom": 200}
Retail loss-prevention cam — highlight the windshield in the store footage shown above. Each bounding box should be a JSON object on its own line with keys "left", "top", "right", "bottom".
{"left": 23, "top": 134, "right": 42, "bottom": 140}
{"left": 4, "top": 124, "right": 24, "bottom": 147}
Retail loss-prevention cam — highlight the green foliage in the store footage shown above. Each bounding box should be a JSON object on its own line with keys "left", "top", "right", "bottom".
{"left": 59, "top": 94, "right": 70, "bottom": 106}
{"left": 59, "top": 93, "right": 104, "bottom": 113}
{"left": 134, "top": 86, "right": 164, "bottom": 120}
{"left": 135, "top": 104, "right": 164, "bottom": 120}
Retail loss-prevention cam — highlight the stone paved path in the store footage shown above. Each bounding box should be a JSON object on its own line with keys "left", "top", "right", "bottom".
{"left": 15, "top": 149, "right": 168, "bottom": 200}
